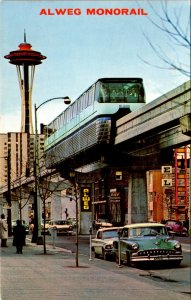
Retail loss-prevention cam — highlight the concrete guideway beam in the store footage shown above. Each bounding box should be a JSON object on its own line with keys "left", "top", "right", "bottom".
{"left": 115, "top": 80, "right": 191, "bottom": 146}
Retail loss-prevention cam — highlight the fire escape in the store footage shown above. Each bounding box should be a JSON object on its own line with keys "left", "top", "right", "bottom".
{"left": 174, "top": 146, "right": 189, "bottom": 220}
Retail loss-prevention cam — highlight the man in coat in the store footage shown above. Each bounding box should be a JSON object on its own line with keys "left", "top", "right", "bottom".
{"left": 13, "top": 220, "right": 26, "bottom": 254}
{"left": 0, "top": 213, "right": 8, "bottom": 247}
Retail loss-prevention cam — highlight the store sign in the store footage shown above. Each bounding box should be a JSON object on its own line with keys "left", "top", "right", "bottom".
{"left": 161, "top": 166, "right": 172, "bottom": 174}
{"left": 162, "top": 179, "right": 172, "bottom": 187}
{"left": 110, "top": 190, "right": 121, "bottom": 203}
{"left": 81, "top": 187, "right": 91, "bottom": 212}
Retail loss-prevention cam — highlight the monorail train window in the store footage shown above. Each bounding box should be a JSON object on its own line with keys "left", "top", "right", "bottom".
{"left": 89, "top": 85, "right": 95, "bottom": 105}
{"left": 76, "top": 99, "right": 80, "bottom": 115}
{"left": 84, "top": 92, "right": 89, "bottom": 109}
{"left": 64, "top": 110, "right": 69, "bottom": 124}
{"left": 99, "top": 83, "right": 110, "bottom": 103}
{"left": 97, "top": 81, "right": 144, "bottom": 103}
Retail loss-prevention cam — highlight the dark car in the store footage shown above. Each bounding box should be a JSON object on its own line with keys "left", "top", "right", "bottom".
{"left": 12, "top": 220, "right": 29, "bottom": 235}
{"left": 164, "top": 220, "right": 188, "bottom": 236}
{"left": 67, "top": 218, "right": 77, "bottom": 228}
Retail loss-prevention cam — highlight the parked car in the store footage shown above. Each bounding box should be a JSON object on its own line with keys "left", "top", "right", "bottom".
{"left": 67, "top": 218, "right": 77, "bottom": 228}
{"left": 92, "top": 227, "right": 121, "bottom": 260}
{"left": 47, "top": 220, "right": 73, "bottom": 236}
{"left": 93, "top": 218, "right": 113, "bottom": 230}
{"left": 41, "top": 219, "right": 50, "bottom": 235}
{"left": 112, "top": 222, "right": 183, "bottom": 267}
{"left": 164, "top": 220, "right": 188, "bottom": 236}
{"left": 12, "top": 220, "right": 29, "bottom": 235}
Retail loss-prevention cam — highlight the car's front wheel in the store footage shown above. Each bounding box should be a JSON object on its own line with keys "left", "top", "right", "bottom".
{"left": 102, "top": 249, "right": 107, "bottom": 260}
{"left": 173, "top": 260, "right": 182, "bottom": 267}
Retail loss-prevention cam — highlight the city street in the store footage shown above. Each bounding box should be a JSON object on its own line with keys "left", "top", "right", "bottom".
{"left": 1, "top": 234, "right": 190, "bottom": 300}
{"left": 41, "top": 232, "right": 191, "bottom": 296}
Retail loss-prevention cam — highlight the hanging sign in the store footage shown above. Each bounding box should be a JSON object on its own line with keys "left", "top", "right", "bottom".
{"left": 81, "top": 187, "right": 92, "bottom": 212}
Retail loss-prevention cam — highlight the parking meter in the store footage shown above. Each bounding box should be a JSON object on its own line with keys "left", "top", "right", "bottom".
{"left": 89, "top": 226, "right": 92, "bottom": 261}
{"left": 52, "top": 227, "right": 57, "bottom": 249}
{"left": 117, "top": 228, "right": 122, "bottom": 268}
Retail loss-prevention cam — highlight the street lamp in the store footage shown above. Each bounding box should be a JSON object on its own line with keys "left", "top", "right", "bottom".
{"left": 34, "top": 96, "right": 71, "bottom": 245}
{"left": 0, "top": 152, "right": 11, "bottom": 236}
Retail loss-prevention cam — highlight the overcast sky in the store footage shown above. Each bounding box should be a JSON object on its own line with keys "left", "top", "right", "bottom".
{"left": 0, "top": 0, "right": 190, "bottom": 133}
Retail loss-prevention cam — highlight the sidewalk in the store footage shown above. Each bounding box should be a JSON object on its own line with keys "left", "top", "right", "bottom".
{"left": 0, "top": 237, "right": 190, "bottom": 300}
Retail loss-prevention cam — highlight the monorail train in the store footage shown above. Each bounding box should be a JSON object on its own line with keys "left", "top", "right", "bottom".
{"left": 45, "top": 78, "right": 145, "bottom": 168}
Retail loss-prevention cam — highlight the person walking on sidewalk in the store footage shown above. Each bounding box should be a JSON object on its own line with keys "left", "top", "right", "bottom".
{"left": 0, "top": 213, "right": 8, "bottom": 247}
{"left": 13, "top": 220, "right": 26, "bottom": 254}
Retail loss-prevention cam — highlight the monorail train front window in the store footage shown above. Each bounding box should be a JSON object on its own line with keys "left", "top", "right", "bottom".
{"left": 97, "top": 82, "right": 145, "bottom": 103}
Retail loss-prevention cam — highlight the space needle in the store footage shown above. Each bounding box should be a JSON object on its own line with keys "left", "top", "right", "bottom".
{"left": 4, "top": 32, "right": 46, "bottom": 133}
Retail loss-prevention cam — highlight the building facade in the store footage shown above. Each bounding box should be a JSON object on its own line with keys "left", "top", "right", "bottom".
{"left": 0, "top": 132, "right": 44, "bottom": 222}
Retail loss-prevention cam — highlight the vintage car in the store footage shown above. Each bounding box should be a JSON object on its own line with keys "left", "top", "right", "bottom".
{"left": 112, "top": 223, "right": 183, "bottom": 267}
{"left": 12, "top": 220, "right": 29, "bottom": 235}
{"left": 41, "top": 219, "right": 50, "bottom": 235}
{"left": 67, "top": 217, "right": 77, "bottom": 228}
{"left": 47, "top": 220, "right": 73, "bottom": 236}
{"left": 164, "top": 220, "right": 188, "bottom": 236}
{"left": 92, "top": 227, "right": 121, "bottom": 260}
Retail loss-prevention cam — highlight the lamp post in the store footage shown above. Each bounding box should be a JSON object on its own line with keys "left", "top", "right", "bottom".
{"left": 0, "top": 153, "right": 11, "bottom": 236}
{"left": 34, "top": 96, "right": 71, "bottom": 245}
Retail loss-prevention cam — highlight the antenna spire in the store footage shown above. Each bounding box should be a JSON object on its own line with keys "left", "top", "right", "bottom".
{"left": 24, "top": 30, "right": 26, "bottom": 43}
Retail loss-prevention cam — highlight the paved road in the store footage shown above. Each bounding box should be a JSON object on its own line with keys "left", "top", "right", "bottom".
{"left": 1, "top": 237, "right": 190, "bottom": 300}
{"left": 44, "top": 233, "right": 191, "bottom": 291}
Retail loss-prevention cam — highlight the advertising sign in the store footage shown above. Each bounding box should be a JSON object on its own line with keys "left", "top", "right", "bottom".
{"left": 81, "top": 187, "right": 92, "bottom": 212}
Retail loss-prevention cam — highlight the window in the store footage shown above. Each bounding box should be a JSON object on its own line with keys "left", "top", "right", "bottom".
{"left": 102, "top": 230, "right": 118, "bottom": 239}
{"left": 122, "top": 229, "right": 129, "bottom": 237}
{"left": 97, "top": 81, "right": 144, "bottom": 103}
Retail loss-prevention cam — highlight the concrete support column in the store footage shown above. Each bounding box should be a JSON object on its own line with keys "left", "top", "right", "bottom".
{"left": 51, "top": 190, "right": 62, "bottom": 220}
{"left": 80, "top": 212, "right": 92, "bottom": 235}
{"left": 127, "top": 171, "right": 148, "bottom": 224}
{"left": 127, "top": 174, "right": 132, "bottom": 224}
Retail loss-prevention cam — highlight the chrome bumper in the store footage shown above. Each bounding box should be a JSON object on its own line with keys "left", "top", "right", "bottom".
{"left": 131, "top": 255, "right": 183, "bottom": 262}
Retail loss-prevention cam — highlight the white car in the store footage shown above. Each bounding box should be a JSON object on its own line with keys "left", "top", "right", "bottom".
{"left": 48, "top": 220, "right": 73, "bottom": 236}
{"left": 41, "top": 219, "right": 50, "bottom": 235}
{"left": 92, "top": 227, "right": 120, "bottom": 260}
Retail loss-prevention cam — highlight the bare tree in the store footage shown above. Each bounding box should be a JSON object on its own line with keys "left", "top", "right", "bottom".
{"left": 38, "top": 165, "right": 70, "bottom": 254}
{"left": 138, "top": 0, "right": 190, "bottom": 77}
{"left": 11, "top": 178, "right": 32, "bottom": 222}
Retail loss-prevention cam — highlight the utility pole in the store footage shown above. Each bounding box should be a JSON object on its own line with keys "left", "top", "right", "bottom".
{"left": 7, "top": 150, "right": 12, "bottom": 236}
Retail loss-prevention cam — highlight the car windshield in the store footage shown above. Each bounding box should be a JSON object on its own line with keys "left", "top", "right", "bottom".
{"left": 42, "top": 220, "right": 49, "bottom": 224}
{"left": 102, "top": 230, "right": 119, "bottom": 239}
{"left": 128, "top": 226, "right": 168, "bottom": 237}
{"left": 54, "top": 220, "right": 69, "bottom": 225}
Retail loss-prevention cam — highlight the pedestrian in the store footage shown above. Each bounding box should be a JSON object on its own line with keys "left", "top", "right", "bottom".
{"left": 13, "top": 220, "right": 26, "bottom": 254}
{"left": 0, "top": 213, "right": 8, "bottom": 247}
